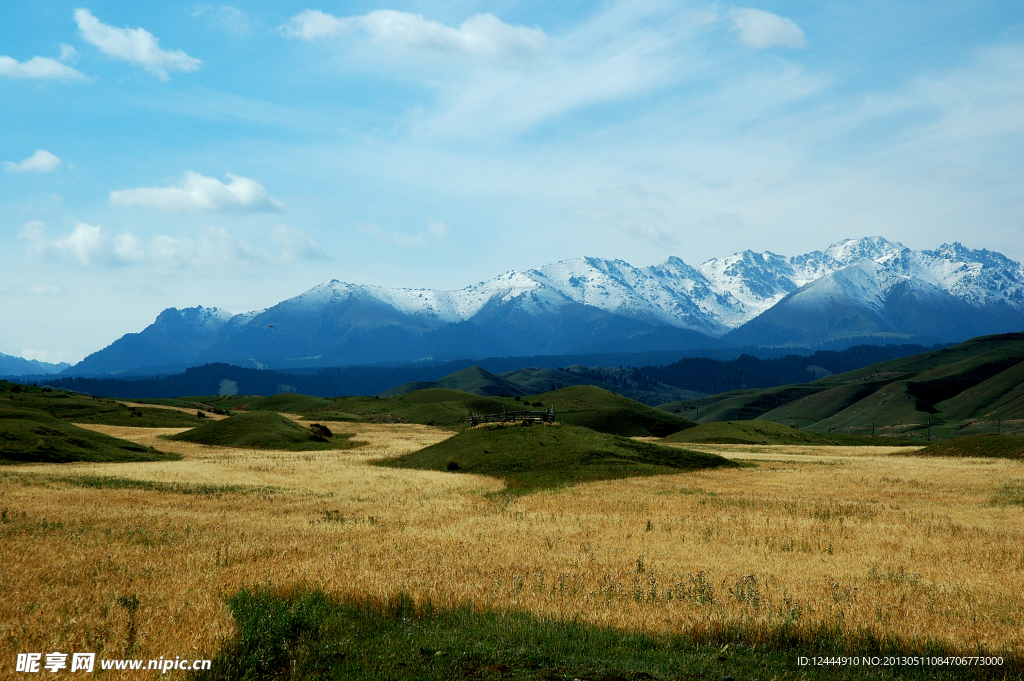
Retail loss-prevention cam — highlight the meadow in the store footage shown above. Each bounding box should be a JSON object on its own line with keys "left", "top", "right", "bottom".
{"left": 2, "top": 421, "right": 1022, "bottom": 679}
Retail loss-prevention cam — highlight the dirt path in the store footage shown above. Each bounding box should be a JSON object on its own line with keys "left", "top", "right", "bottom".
{"left": 121, "top": 401, "right": 230, "bottom": 420}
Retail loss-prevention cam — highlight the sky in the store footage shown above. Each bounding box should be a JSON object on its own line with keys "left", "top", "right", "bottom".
{"left": 2, "top": 1, "right": 1023, "bottom": 364}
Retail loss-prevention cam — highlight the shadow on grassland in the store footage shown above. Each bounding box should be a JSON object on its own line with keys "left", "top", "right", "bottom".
{"left": 191, "top": 587, "right": 1020, "bottom": 681}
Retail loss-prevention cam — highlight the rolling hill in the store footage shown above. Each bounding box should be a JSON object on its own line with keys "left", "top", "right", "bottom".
{"left": 659, "top": 332, "right": 1024, "bottom": 435}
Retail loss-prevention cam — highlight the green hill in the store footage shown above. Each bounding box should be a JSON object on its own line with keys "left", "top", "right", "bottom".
{"left": 662, "top": 420, "right": 912, "bottom": 446}
{"left": 382, "top": 422, "right": 737, "bottom": 492}
{"left": 1, "top": 381, "right": 204, "bottom": 427}
{"left": 536, "top": 385, "right": 695, "bottom": 437}
{"left": 169, "top": 411, "right": 359, "bottom": 450}
{"left": 380, "top": 366, "right": 526, "bottom": 397}
{"left": 911, "top": 434, "right": 1024, "bottom": 459}
{"left": 657, "top": 333, "right": 1024, "bottom": 436}
{"left": 379, "top": 364, "right": 702, "bottom": 406}
{"left": 0, "top": 405, "right": 178, "bottom": 464}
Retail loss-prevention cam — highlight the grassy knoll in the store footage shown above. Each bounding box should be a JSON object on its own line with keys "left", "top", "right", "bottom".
{"left": 1, "top": 381, "right": 205, "bottom": 426}
{"left": 536, "top": 385, "right": 694, "bottom": 437}
{"left": 0, "top": 406, "right": 178, "bottom": 464}
{"left": 663, "top": 420, "right": 915, "bottom": 447}
{"left": 169, "top": 411, "right": 360, "bottom": 450}
{"left": 382, "top": 422, "right": 736, "bottom": 492}
{"left": 194, "top": 587, "right": 1019, "bottom": 681}
{"left": 911, "top": 434, "right": 1024, "bottom": 459}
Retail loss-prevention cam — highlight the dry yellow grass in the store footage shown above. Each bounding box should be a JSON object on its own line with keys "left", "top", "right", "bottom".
{"left": 2, "top": 423, "right": 1022, "bottom": 678}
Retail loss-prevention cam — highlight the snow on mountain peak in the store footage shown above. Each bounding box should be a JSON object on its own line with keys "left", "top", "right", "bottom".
{"left": 824, "top": 236, "right": 906, "bottom": 265}
{"left": 231, "top": 239, "right": 1024, "bottom": 339}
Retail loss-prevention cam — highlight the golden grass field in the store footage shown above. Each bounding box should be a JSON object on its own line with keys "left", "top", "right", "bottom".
{"left": 2, "top": 421, "right": 1023, "bottom": 677}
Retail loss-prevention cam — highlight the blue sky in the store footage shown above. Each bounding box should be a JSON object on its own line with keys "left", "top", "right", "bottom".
{"left": 3, "top": 1, "right": 1023, "bottom": 363}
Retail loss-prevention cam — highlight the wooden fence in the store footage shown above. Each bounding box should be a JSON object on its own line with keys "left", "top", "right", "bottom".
{"left": 468, "top": 406, "right": 555, "bottom": 426}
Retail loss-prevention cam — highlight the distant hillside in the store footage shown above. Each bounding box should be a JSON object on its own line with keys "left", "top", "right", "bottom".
{"left": 42, "top": 343, "right": 941, "bottom": 407}
{"left": 0, "top": 352, "right": 69, "bottom": 376}
{"left": 660, "top": 333, "right": 1024, "bottom": 436}
{"left": 140, "top": 384, "right": 692, "bottom": 437}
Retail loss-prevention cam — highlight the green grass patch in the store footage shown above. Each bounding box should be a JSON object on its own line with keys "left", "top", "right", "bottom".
{"left": 0, "top": 406, "right": 178, "bottom": 464}
{"left": 912, "top": 434, "right": 1024, "bottom": 460}
{"left": 191, "top": 587, "right": 1020, "bottom": 681}
{"left": 1, "top": 472, "right": 278, "bottom": 496}
{"left": 169, "top": 411, "right": 361, "bottom": 451}
{"left": 380, "top": 422, "right": 737, "bottom": 493}
{"left": 664, "top": 421, "right": 915, "bottom": 447}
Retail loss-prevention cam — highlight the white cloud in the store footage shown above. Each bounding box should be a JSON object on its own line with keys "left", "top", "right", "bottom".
{"left": 272, "top": 224, "right": 328, "bottom": 260}
{"left": 74, "top": 8, "right": 202, "bottom": 80}
{"left": 22, "top": 220, "right": 131, "bottom": 266}
{"left": 730, "top": 8, "right": 807, "bottom": 49}
{"left": 109, "top": 171, "right": 283, "bottom": 212}
{"left": 281, "top": 9, "right": 547, "bottom": 61}
{"left": 0, "top": 55, "right": 86, "bottom": 80}
{"left": 5, "top": 150, "right": 62, "bottom": 173}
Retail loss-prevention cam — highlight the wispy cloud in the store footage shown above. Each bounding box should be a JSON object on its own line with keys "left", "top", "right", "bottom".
{"left": 110, "top": 171, "right": 283, "bottom": 212}
{"left": 398, "top": 3, "right": 719, "bottom": 138}
{"left": 730, "top": 8, "right": 807, "bottom": 49}
{"left": 272, "top": 224, "right": 327, "bottom": 260}
{"left": 59, "top": 44, "right": 78, "bottom": 64}
{"left": 280, "top": 9, "right": 548, "bottom": 62}
{"left": 74, "top": 8, "right": 202, "bottom": 80}
{"left": 21, "top": 221, "right": 327, "bottom": 270}
{"left": 359, "top": 219, "right": 451, "bottom": 247}
{"left": 191, "top": 5, "right": 251, "bottom": 35}
{"left": 359, "top": 223, "right": 426, "bottom": 247}
{"left": 0, "top": 55, "right": 86, "bottom": 80}
{"left": 5, "top": 150, "right": 62, "bottom": 173}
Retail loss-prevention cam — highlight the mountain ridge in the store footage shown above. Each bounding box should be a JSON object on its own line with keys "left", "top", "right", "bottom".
{"left": 63, "top": 237, "right": 1024, "bottom": 375}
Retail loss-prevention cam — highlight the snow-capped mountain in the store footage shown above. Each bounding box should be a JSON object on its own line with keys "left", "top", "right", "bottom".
{"left": 68, "top": 237, "right": 1024, "bottom": 375}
